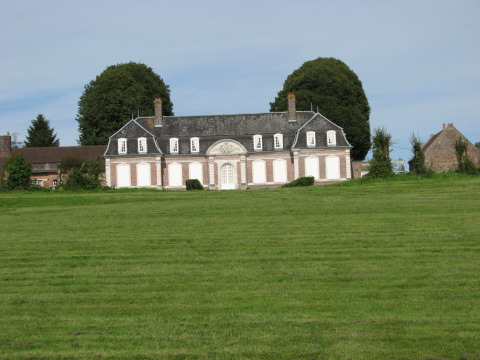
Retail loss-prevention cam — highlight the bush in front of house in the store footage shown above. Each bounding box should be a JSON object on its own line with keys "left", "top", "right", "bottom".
{"left": 186, "top": 179, "right": 204, "bottom": 190}
{"left": 283, "top": 176, "right": 315, "bottom": 187}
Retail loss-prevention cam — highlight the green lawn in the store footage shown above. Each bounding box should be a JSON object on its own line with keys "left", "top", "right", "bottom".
{"left": 1, "top": 175, "right": 479, "bottom": 359}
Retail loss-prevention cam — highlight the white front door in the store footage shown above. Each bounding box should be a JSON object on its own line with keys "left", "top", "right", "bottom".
{"left": 220, "top": 163, "right": 235, "bottom": 190}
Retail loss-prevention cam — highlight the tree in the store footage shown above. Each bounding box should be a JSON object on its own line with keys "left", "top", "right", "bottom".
{"left": 454, "top": 138, "right": 479, "bottom": 175}
{"left": 76, "top": 62, "right": 173, "bottom": 146}
{"left": 409, "top": 132, "right": 427, "bottom": 174}
{"left": 366, "top": 127, "right": 394, "bottom": 178}
{"left": 475, "top": 142, "right": 480, "bottom": 150}
{"left": 24, "top": 114, "right": 59, "bottom": 147}
{"left": 270, "top": 57, "right": 371, "bottom": 160}
{"left": 4, "top": 153, "right": 32, "bottom": 190}
{"left": 58, "top": 156, "right": 104, "bottom": 190}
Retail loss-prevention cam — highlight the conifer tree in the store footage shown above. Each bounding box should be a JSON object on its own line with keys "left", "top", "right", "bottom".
{"left": 24, "top": 114, "right": 59, "bottom": 147}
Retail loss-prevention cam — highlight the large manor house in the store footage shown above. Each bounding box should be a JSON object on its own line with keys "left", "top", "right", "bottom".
{"left": 103, "top": 94, "right": 352, "bottom": 189}
{"left": 3, "top": 94, "right": 478, "bottom": 189}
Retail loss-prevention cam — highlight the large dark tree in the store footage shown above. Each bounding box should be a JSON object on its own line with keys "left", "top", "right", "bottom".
{"left": 270, "top": 57, "right": 371, "bottom": 160}
{"left": 76, "top": 62, "right": 173, "bottom": 145}
{"left": 24, "top": 114, "right": 59, "bottom": 147}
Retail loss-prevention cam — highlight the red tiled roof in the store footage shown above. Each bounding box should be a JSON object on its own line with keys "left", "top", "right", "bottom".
{"left": 11, "top": 145, "right": 107, "bottom": 164}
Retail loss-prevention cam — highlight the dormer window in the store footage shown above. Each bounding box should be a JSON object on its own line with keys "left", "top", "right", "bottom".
{"left": 327, "top": 131, "right": 336, "bottom": 146}
{"left": 138, "top": 137, "right": 147, "bottom": 153}
{"left": 274, "top": 133, "right": 283, "bottom": 149}
{"left": 253, "top": 135, "right": 262, "bottom": 151}
{"left": 190, "top": 137, "right": 199, "bottom": 153}
{"left": 306, "top": 131, "right": 316, "bottom": 147}
{"left": 170, "top": 138, "right": 179, "bottom": 154}
{"left": 118, "top": 138, "right": 127, "bottom": 154}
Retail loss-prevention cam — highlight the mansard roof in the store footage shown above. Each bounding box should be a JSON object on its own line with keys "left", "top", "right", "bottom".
{"left": 104, "top": 110, "right": 352, "bottom": 156}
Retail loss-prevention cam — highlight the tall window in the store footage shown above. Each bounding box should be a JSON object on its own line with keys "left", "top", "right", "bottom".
{"left": 327, "top": 131, "right": 336, "bottom": 146}
{"left": 138, "top": 137, "right": 147, "bottom": 153}
{"left": 253, "top": 135, "right": 262, "bottom": 151}
{"left": 274, "top": 133, "right": 283, "bottom": 149}
{"left": 118, "top": 138, "right": 127, "bottom": 154}
{"left": 190, "top": 137, "right": 199, "bottom": 153}
{"left": 306, "top": 132, "right": 316, "bottom": 147}
{"left": 252, "top": 160, "right": 266, "bottom": 184}
{"left": 170, "top": 138, "right": 179, "bottom": 154}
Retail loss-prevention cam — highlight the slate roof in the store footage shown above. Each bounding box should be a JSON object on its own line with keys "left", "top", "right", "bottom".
{"left": 104, "top": 110, "right": 352, "bottom": 157}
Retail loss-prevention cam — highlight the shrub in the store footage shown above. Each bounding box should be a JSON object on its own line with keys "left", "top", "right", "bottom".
{"left": 454, "top": 138, "right": 479, "bottom": 175}
{"left": 186, "top": 179, "right": 204, "bottom": 190}
{"left": 58, "top": 156, "right": 104, "bottom": 190}
{"left": 4, "top": 153, "right": 32, "bottom": 190}
{"left": 283, "top": 176, "right": 315, "bottom": 187}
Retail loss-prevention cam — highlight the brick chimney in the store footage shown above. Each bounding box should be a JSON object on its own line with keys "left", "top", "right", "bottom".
{"left": 288, "top": 93, "right": 296, "bottom": 121}
{"left": 154, "top": 98, "right": 163, "bottom": 127}
{"left": 0, "top": 133, "right": 12, "bottom": 159}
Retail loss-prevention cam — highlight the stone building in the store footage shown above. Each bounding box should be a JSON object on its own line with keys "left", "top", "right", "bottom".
{"left": 104, "top": 94, "right": 353, "bottom": 189}
{"left": 408, "top": 123, "right": 480, "bottom": 172}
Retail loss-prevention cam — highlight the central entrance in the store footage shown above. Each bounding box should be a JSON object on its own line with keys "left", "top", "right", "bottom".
{"left": 220, "top": 163, "right": 235, "bottom": 190}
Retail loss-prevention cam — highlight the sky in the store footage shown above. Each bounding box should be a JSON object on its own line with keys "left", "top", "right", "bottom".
{"left": 1, "top": 0, "right": 479, "bottom": 164}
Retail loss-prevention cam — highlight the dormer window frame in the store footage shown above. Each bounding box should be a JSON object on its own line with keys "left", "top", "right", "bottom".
{"left": 138, "top": 137, "right": 147, "bottom": 154}
{"left": 118, "top": 138, "right": 127, "bottom": 154}
{"left": 306, "top": 131, "right": 316, "bottom": 147}
{"left": 170, "top": 137, "right": 179, "bottom": 154}
{"left": 253, "top": 134, "right": 263, "bottom": 151}
{"left": 190, "top": 137, "right": 199, "bottom": 154}
{"left": 274, "top": 133, "right": 283, "bottom": 150}
{"left": 327, "top": 130, "right": 336, "bottom": 146}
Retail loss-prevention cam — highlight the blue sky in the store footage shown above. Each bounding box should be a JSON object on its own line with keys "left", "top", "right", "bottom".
{"left": 1, "top": 0, "right": 479, "bottom": 163}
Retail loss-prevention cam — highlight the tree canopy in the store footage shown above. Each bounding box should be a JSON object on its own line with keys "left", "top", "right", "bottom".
{"left": 270, "top": 57, "right": 371, "bottom": 160}
{"left": 24, "top": 114, "right": 59, "bottom": 147}
{"left": 76, "top": 62, "right": 173, "bottom": 146}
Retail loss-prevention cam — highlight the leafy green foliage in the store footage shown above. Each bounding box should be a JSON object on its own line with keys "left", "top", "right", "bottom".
{"left": 58, "top": 156, "right": 104, "bottom": 190}
{"left": 475, "top": 141, "right": 480, "bottom": 149}
{"left": 270, "top": 57, "right": 371, "bottom": 160}
{"left": 366, "top": 127, "right": 394, "bottom": 178}
{"left": 4, "top": 153, "right": 32, "bottom": 190}
{"left": 24, "top": 114, "right": 59, "bottom": 147}
{"left": 409, "top": 132, "right": 429, "bottom": 175}
{"left": 186, "top": 179, "right": 204, "bottom": 190}
{"left": 454, "top": 137, "right": 479, "bottom": 175}
{"left": 283, "top": 176, "right": 314, "bottom": 187}
{"left": 76, "top": 62, "right": 173, "bottom": 145}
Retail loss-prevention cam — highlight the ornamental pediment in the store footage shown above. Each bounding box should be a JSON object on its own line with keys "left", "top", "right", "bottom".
{"left": 206, "top": 139, "right": 247, "bottom": 156}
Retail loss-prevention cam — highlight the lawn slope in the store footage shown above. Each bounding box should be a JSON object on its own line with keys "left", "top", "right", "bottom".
{"left": 1, "top": 175, "right": 479, "bottom": 359}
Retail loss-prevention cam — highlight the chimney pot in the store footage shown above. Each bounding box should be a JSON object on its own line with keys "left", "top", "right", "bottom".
{"left": 154, "top": 98, "right": 163, "bottom": 127}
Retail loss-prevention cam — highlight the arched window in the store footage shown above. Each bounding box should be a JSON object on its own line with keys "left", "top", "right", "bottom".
{"left": 274, "top": 133, "right": 283, "bottom": 149}
{"left": 306, "top": 132, "right": 316, "bottom": 147}
{"left": 118, "top": 138, "right": 127, "bottom": 154}
{"left": 253, "top": 135, "right": 262, "bottom": 151}
{"left": 170, "top": 138, "right": 179, "bottom": 154}
{"left": 327, "top": 131, "right": 336, "bottom": 146}
{"left": 138, "top": 137, "right": 147, "bottom": 153}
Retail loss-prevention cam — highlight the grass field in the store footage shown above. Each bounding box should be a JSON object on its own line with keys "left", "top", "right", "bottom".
{"left": 1, "top": 174, "right": 479, "bottom": 359}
